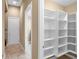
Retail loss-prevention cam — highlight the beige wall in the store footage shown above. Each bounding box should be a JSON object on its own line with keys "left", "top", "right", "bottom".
{"left": 45, "top": 0, "right": 77, "bottom": 13}
{"left": 2, "top": 0, "right": 5, "bottom": 58}
{"left": 2, "top": 0, "right": 8, "bottom": 58}
{"left": 8, "top": 6, "right": 20, "bottom": 16}
{"left": 64, "top": 2, "right": 77, "bottom": 13}
{"left": 45, "top": 0, "right": 65, "bottom": 11}
{"left": 32, "top": 0, "right": 38, "bottom": 59}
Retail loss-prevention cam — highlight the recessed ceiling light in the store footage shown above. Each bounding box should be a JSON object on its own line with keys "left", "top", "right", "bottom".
{"left": 8, "top": 0, "right": 22, "bottom": 6}
{"left": 13, "top": 0, "right": 17, "bottom": 5}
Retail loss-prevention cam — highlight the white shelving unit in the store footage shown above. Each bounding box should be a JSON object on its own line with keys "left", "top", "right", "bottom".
{"left": 44, "top": 9, "right": 58, "bottom": 59}
{"left": 58, "top": 37, "right": 67, "bottom": 46}
{"left": 57, "top": 11, "right": 68, "bottom": 57}
{"left": 43, "top": 9, "right": 77, "bottom": 59}
{"left": 67, "top": 13, "right": 77, "bottom": 54}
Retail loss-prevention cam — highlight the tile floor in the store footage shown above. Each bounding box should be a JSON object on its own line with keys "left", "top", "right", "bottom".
{"left": 5, "top": 44, "right": 31, "bottom": 59}
{"left": 5, "top": 43, "right": 77, "bottom": 59}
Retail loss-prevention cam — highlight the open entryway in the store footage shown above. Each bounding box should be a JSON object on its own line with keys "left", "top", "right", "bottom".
{"left": 5, "top": 0, "right": 32, "bottom": 59}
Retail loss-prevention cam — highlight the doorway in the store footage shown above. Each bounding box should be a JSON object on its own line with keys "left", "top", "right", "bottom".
{"left": 8, "top": 16, "right": 20, "bottom": 45}
{"left": 25, "top": 2, "right": 32, "bottom": 59}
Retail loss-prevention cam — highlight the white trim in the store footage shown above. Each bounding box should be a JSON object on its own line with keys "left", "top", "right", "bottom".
{"left": 38, "top": 0, "right": 44, "bottom": 59}
{"left": 58, "top": 44, "right": 67, "bottom": 48}
{"left": 44, "top": 46, "right": 54, "bottom": 50}
{"left": 44, "top": 38, "right": 55, "bottom": 41}
{"left": 45, "top": 53, "right": 55, "bottom": 59}
{"left": 59, "top": 36, "right": 67, "bottom": 38}
{"left": 44, "top": 16, "right": 56, "bottom": 20}
{"left": 68, "top": 43, "right": 77, "bottom": 45}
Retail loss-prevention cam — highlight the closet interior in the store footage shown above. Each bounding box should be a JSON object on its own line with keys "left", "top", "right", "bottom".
{"left": 43, "top": 0, "right": 77, "bottom": 59}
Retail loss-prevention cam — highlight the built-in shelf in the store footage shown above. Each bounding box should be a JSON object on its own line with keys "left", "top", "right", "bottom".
{"left": 68, "top": 22, "right": 76, "bottom": 29}
{"left": 44, "top": 30, "right": 57, "bottom": 39}
{"left": 58, "top": 30, "right": 67, "bottom": 36}
{"left": 44, "top": 16, "right": 56, "bottom": 20}
{"left": 44, "top": 28, "right": 57, "bottom": 30}
{"left": 68, "top": 21, "right": 76, "bottom": 22}
{"left": 44, "top": 46, "right": 54, "bottom": 50}
{"left": 43, "top": 9, "right": 76, "bottom": 59}
{"left": 58, "top": 36, "right": 67, "bottom": 38}
{"left": 44, "top": 39, "right": 56, "bottom": 48}
{"left": 45, "top": 53, "right": 55, "bottom": 59}
{"left": 58, "top": 44, "right": 67, "bottom": 48}
{"left": 59, "top": 29, "right": 67, "bottom": 30}
{"left": 68, "top": 37, "right": 76, "bottom": 44}
{"left": 44, "top": 19, "right": 58, "bottom": 30}
{"left": 44, "top": 48, "right": 55, "bottom": 57}
{"left": 44, "top": 38, "right": 55, "bottom": 41}
{"left": 68, "top": 43, "right": 76, "bottom": 45}
{"left": 58, "top": 37, "right": 67, "bottom": 46}
{"left": 68, "top": 36, "right": 76, "bottom": 37}
{"left": 58, "top": 45, "right": 67, "bottom": 55}
{"left": 68, "top": 44, "right": 77, "bottom": 53}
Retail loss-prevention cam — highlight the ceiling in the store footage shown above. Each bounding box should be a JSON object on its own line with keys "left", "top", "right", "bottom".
{"left": 8, "top": 0, "right": 76, "bottom": 7}
{"left": 8, "top": 0, "right": 22, "bottom": 6}
{"left": 52, "top": 0, "right": 77, "bottom": 6}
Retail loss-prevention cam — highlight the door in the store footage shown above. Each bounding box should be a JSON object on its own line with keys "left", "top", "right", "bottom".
{"left": 8, "top": 17, "right": 19, "bottom": 45}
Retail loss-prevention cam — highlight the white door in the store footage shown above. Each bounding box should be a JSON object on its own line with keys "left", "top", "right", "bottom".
{"left": 8, "top": 17, "right": 19, "bottom": 45}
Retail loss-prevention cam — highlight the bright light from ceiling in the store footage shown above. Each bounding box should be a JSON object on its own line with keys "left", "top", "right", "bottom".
{"left": 13, "top": 0, "right": 17, "bottom": 5}
{"left": 8, "top": 0, "right": 22, "bottom": 6}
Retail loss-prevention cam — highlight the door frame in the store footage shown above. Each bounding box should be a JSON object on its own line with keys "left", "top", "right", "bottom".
{"left": 38, "top": 0, "right": 44, "bottom": 59}
{"left": 31, "top": 0, "right": 45, "bottom": 59}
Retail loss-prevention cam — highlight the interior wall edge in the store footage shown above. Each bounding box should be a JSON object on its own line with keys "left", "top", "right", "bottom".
{"left": 8, "top": 5, "right": 20, "bottom": 17}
